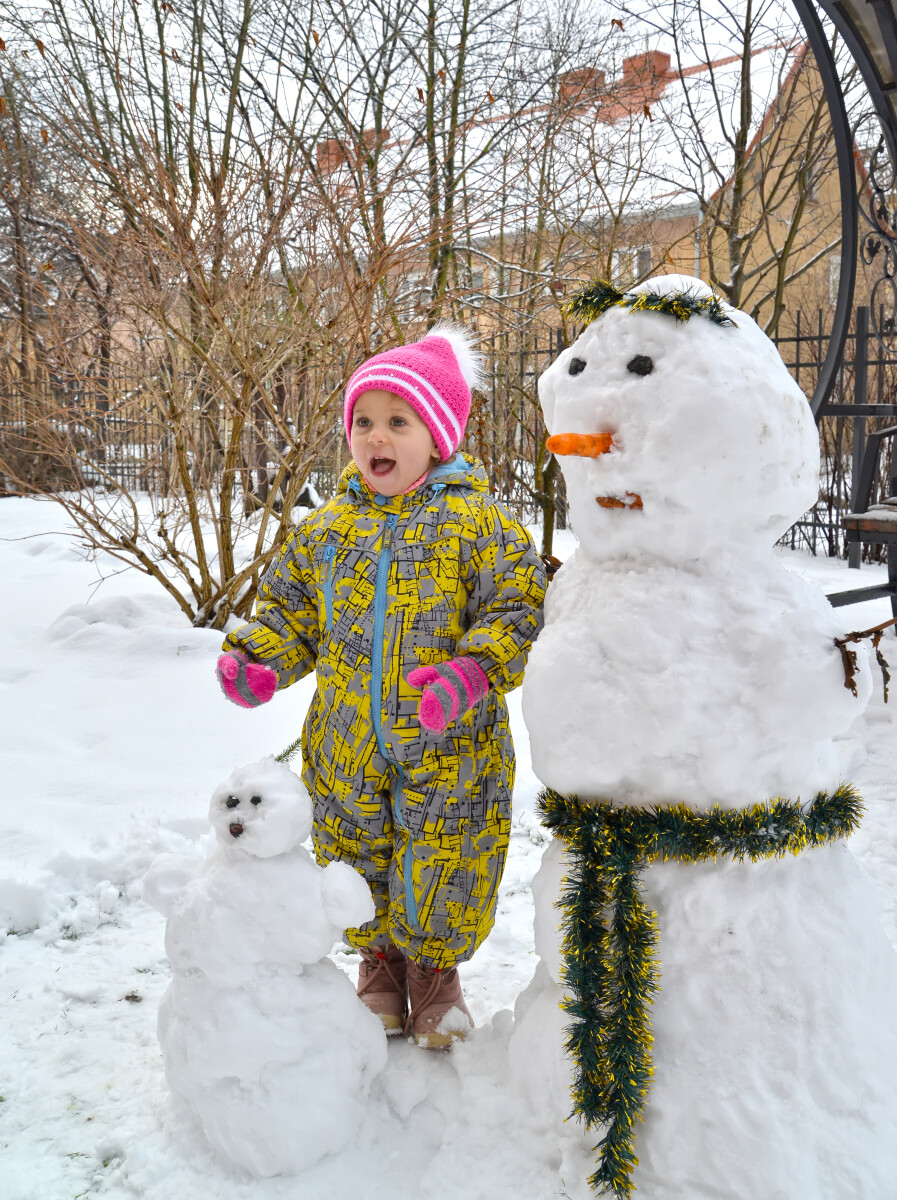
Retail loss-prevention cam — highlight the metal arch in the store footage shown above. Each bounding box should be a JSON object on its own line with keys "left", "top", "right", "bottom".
{"left": 816, "top": 0, "right": 897, "bottom": 368}
{"left": 814, "top": 0, "right": 897, "bottom": 159}
{"left": 790, "top": 0, "right": 859, "bottom": 418}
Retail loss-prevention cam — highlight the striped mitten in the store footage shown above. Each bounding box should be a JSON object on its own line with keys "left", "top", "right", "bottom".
{"left": 217, "top": 650, "right": 278, "bottom": 709}
{"left": 407, "top": 658, "right": 490, "bottom": 733}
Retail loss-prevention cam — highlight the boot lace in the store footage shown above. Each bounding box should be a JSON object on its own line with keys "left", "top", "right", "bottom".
{"left": 357, "top": 947, "right": 405, "bottom": 1000}
{"left": 403, "top": 964, "right": 449, "bottom": 1036}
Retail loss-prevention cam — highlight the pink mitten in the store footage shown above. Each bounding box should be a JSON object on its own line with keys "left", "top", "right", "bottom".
{"left": 407, "top": 657, "right": 490, "bottom": 733}
{"left": 216, "top": 650, "right": 278, "bottom": 709}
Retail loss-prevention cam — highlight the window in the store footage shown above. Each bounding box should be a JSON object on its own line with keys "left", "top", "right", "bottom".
{"left": 397, "top": 272, "right": 428, "bottom": 319}
{"left": 613, "top": 245, "right": 652, "bottom": 287}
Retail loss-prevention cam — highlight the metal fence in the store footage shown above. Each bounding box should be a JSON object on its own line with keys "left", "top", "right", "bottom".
{"left": 0, "top": 343, "right": 570, "bottom": 526}
{"left": 0, "top": 370, "right": 344, "bottom": 502}
{"left": 771, "top": 308, "right": 897, "bottom": 560}
{"left": 3, "top": 315, "right": 895, "bottom": 559}
{"left": 0, "top": 377, "right": 173, "bottom": 495}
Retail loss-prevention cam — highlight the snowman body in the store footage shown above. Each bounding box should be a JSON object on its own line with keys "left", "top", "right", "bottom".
{"left": 510, "top": 277, "right": 897, "bottom": 1197}
{"left": 528, "top": 549, "right": 855, "bottom": 808}
{"left": 144, "top": 757, "right": 386, "bottom": 1177}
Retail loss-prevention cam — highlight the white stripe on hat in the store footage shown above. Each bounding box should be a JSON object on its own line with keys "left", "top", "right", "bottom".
{"left": 348, "top": 367, "right": 458, "bottom": 448}
{"left": 347, "top": 369, "right": 453, "bottom": 453}
{"left": 385, "top": 362, "right": 463, "bottom": 443}
{"left": 350, "top": 361, "right": 462, "bottom": 444}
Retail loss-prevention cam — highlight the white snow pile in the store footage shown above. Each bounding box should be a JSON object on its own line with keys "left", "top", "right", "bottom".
{"left": 513, "top": 274, "right": 897, "bottom": 1199}
{"left": 143, "top": 756, "right": 386, "bottom": 1177}
{"left": 47, "top": 593, "right": 212, "bottom": 667}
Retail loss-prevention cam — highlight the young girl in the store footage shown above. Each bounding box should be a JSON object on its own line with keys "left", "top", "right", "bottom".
{"left": 217, "top": 326, "right": 546, "bottom": 1048}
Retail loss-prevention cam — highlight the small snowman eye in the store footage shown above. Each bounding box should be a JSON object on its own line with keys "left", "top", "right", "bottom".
{"left": 627, "top": 354, "right": 654, "bottom": 376}
{"left": 250, "top": 795, "right": 262, "bottom": 806}
{"left": 226, "top": 796, "right": 240, "bottom": 809}
{"left": 568, "top": 357, "right": 587, "bottom": 376}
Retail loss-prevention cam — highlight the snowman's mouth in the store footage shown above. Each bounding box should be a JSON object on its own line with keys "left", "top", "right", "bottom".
{"left": 229, "top": 822, "right": 244, "bottom": 838}
{"left": 596, "top": 492, "right": 643, "bottom": 511}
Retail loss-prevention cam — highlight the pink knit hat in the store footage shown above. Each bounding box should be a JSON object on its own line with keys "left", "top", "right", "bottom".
{"left": 344, "top": 324, "right": 484, "bottom": 462}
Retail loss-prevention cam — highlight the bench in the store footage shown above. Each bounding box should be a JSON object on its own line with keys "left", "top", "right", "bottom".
{"left": 827, "top": 424, "right": 897, "bottom": 620}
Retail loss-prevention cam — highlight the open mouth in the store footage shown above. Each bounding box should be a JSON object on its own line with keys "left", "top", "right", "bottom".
{"left": 596, "top": 492, "right": 643, "bottom": 511}
{"left": 229, "top": 822, "right": 244, "bottom": 838}
{"left": 369, "top": 456, "right": 396, "bottom": 476}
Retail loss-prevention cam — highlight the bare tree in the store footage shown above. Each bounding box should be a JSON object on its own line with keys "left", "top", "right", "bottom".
{"left": 10, "top": 0, "right": 813, "bottom": 573}
{"left": 622, "top": 0, "right": 853, "bottom": 331}
{"left": 0, "top": 0, "right": 370, "bottom": 626}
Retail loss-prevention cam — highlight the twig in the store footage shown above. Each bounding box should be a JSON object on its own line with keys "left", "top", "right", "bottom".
{"left": 834, "top": 616, "right": 896, "bottom": 702}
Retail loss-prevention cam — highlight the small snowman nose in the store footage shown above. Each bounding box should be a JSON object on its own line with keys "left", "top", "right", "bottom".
{"left": 546, "top": 432, "right": 614, "bottom": 457}
{"left": 229, "top": 822, "right": 244, "bottom": 838}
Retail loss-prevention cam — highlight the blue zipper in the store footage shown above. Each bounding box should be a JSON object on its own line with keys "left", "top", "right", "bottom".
{"left": 322, "top": 545, "right": 337, "bottom": 632}
{"left": 369, "top": 515, "right": 397, "bottom": 750}
{"left": 369, "top": 512, "right": 420, "bottom": 928}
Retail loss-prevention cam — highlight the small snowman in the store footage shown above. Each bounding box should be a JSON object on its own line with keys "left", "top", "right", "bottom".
{"left": 143, "top": 756, "right": 386, "bottom": 1178}
{"left": 510, "top": 276, "right": 897, "bottom": 1198}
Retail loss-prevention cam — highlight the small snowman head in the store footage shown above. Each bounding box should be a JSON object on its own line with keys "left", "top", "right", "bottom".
{"left": 539, "top": 274, "right": 819, "bottom": 562}
{"left": 208, "top": 756, "right": 312, "bottom": 858}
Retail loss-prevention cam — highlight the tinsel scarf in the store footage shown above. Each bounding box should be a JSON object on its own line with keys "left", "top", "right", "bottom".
{"left": 537, "top": 784, "right": 864, "bottom": 1199}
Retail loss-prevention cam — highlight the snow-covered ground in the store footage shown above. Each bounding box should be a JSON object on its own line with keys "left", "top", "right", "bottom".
{"left": 1, "top": 498, "right": 894, "bottom": 1200}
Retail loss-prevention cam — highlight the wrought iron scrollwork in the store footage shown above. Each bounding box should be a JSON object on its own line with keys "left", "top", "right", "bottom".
{"left": 860, "top": 133, "right": 897, "bottom": 352}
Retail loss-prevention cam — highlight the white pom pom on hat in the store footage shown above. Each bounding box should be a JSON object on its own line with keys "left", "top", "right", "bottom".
{"left": 344, "top": 323, "right": 484, "bottom": 461}
{"left": 426, "top": 321, "right": 485, "bottom": 391}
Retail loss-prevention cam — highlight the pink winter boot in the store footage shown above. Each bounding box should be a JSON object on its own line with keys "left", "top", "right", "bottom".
{"left": 404, "top": 960, "right": 474, "bottom": 1049}
{"left": 356, "top": 945, "right": 408, "bottom": 1035}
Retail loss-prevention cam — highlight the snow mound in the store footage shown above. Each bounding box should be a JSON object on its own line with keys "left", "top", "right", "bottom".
{"left": 0, "top": 878, "right": 50, "bottom": 936}
{"left": 45, "top": 593, "right": 217, "bottom": 663}
{"left": 47, "top": 594, "right": 186, "bottom": 638}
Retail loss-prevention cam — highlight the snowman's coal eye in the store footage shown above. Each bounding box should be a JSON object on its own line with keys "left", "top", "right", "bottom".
{"left": 226, "top": 796, "right": 240, "bottom": 809}
{"left": 568, "top": 357, "right": 586, "bottom": 376}
{"left": 250, "top": 795, "right": 262, "bottom": 806}
{"left": 627, "top": 354, "right": 654, "bottom": 376}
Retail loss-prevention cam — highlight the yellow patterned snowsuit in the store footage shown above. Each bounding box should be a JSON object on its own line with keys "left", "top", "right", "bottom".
{"left": 223, "top": 454, "right": 546, "bottom": 967}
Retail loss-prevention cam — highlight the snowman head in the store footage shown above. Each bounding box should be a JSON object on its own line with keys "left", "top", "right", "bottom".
{"left": 539, "top": 274, "right": 819, "bottom": 562}
{"left": 208, "top": 756, "right": 312, "bottom": 857}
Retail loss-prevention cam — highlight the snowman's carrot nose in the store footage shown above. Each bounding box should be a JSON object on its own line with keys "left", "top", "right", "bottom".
{"left": 546, "top": 432, "right": 614, "bottom": 457}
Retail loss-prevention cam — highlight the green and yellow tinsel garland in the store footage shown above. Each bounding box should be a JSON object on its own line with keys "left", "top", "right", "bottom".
{"left": 562, "top": 278, "right": 735, "bottom": 328}
{"left": 537, "top": 784, "right": 864, "bottom": 1199}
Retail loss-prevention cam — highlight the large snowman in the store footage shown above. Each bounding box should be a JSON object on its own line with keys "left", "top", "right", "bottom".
{"left": 510, "top": 275, "right": 897, "bottom": 1197}
{"left": 143, "top": 756, "right": 386, "bottom": 1177}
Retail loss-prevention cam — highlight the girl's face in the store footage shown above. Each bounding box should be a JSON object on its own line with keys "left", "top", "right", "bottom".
{"left": 350, "top": 390, "right": 441, "bottom": 496}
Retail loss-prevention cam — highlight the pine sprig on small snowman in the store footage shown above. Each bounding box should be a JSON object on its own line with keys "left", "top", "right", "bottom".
{"left": 562, "top": 279, "right": 735, "bottom": 328}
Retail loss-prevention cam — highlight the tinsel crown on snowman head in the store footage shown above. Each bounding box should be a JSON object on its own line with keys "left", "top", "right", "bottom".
{"left": 562, "top": 278, "right": 736, "bottom": 327}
